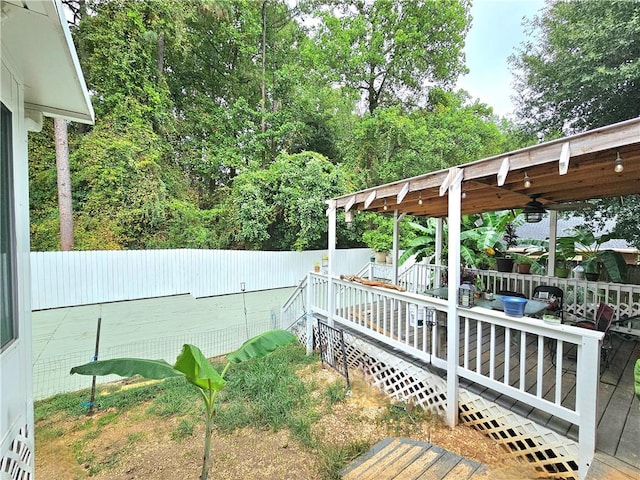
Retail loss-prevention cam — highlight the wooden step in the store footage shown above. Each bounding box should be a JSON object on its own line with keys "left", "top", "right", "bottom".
{"left": 342, "top": 437, "right": 487, "bottom": 480}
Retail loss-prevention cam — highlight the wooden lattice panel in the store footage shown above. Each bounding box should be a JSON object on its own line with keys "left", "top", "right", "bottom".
{"left": 458, "top": 391, "right": 579, "bottom": 479}
{"left": 290, "top": 318, "right": 580, "bottom": 480}
{"left": 0, "top": 423, "right": 33, "bottom": 480}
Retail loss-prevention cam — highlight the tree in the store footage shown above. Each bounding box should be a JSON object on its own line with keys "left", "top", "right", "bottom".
{"left": 511, "top": 0, "right": 640, "bottom": 136}
{"left": 343, "top": 90, "right": 505, "bottom": 188}
{"left": 304, "top": 0, "right": 470, "bottom": 113}
{"left": 228, "top": 151, "right": 352, "bottom": 250}
{"left": 54, "top": 119, "right": 74, "bottom": 250}
{"left": 71, "top": 330, "right": 297, "bottom": 480}
{"left": 511, "top": 0, "right": 640, "bottom": 248}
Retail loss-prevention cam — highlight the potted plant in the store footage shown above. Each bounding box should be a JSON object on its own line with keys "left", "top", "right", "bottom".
{"left": 567, "top": 226, "right": 628, "bottom": 283}
{"left": 546, "top": 235, "right": 576, "bottom": 278}
{"left": 513, "top": 253, "right": 535, "bottom": 274}
{"left": 460, "top": 212, "right": 522, "bottom": 271}
{"left": 362, "top": 219, "right": 394, "bottom": 263}
{"left": 483, "top": 221, "right": 519, "bottom": 272}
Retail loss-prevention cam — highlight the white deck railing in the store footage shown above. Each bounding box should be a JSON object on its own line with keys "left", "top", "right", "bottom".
{"left": 293, "top": 271, "right": 606, "bottom": 480}
{"left": 399, "top": 263, "right": 640, "bottom": 323}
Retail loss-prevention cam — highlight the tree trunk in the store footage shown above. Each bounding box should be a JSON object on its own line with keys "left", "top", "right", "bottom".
{"left": 260, "top": 0, "right": 267, "bottom": 167}
{"left": 54, "top": 118, "right": 74, "bottom": 251}
{"left": 157, "top": 32, "right": 165, "bottom": 76}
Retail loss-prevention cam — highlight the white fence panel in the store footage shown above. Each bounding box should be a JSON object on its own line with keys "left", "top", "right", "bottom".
{"left": 30, "top": 248, "right": 372, "bottom": 310}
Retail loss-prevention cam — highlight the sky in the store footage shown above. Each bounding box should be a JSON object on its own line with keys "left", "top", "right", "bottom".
{"left": 457, "top": 0, "right": 546, "bottom": 118}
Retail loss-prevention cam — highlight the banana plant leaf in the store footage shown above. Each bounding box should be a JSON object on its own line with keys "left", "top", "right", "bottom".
{"left": 174, "top": 344, "right": 226, "bottom": 392}
{"left": 226, "top": 330, "right": 296, "bottom": 364}
{"left": 70, "top": 358, "right": 182, "bottom": 380}
{"left": 598, "top": 250, "right": 627, "bottom": 283}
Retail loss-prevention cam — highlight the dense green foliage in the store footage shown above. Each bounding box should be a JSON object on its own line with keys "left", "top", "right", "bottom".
{"left": 512, "top": 0, "right": 640, "bottom": 136}
{"left": 28, "top": 0, "right": 527, "bottom": 251}
{"left": 511, "top": 0, "right": 640, "bottom": 248}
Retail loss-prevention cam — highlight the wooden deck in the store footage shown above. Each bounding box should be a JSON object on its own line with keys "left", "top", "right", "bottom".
{"left": 338, "top": 307, "right": 640, "bottom": 476}
{"left": 342, "top": 437, "right": 488, "bottom": 480}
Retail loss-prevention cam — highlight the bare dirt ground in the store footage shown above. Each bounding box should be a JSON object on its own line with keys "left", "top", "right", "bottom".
{"left": 35, "top": 366, "right": 535, "bottom": 480}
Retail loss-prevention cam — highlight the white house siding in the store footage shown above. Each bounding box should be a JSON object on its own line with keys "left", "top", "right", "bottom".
{"left": 30, "top": 248, "right": 373, "bottom": 310}
{"left": 0, "top": 55, "right": 35, "bottom": 478}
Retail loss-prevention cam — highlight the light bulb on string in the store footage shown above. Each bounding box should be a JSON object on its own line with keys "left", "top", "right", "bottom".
{"left": 614, "top": 152, "right": 624, "bottom": 173}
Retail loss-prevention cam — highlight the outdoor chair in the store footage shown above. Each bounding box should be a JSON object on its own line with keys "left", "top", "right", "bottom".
{"left": 533, "top": 285, "right": 564, "bottom": 321}
{"left": 550, "top": 302, "right": 615, "bottom": 372}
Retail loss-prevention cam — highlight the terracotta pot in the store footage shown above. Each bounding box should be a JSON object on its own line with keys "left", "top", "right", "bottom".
{"left": 517, "top": 264, "right": 531, "bottom": 274}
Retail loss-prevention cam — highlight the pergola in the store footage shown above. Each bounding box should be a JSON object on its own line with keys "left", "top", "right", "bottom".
{"left": 323, "top": 117, "right": 640, "bottom": 437}
{"left": 332, "top": 117, "right": 640, "bottom": 219}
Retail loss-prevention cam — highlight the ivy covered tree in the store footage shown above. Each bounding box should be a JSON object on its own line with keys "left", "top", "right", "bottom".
{"left": 228, "top": 151, "right": 353, "bottom": 250}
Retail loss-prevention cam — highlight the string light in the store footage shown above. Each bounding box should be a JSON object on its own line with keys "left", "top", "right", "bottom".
{"left": 614, "top": 151, "right": 624, "bottom": 173}
{"left": 418, "top": 192, "right": 423, "bottom": 205}
{"left": 524, "top": 172, "right": 531, "bottom": 188}
{"left": 461, "top": 190, "right": 467, "bottom": 199}
{"left": 383, "top": 199, "right": 388, "bottom": 211}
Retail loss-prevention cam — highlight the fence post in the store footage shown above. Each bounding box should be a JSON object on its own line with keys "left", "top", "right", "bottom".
{"left": 305, "top": 272, "right": 314, "bottom": 355}
{"left": 576, "top": 337, "right": 600, "bottom": 480}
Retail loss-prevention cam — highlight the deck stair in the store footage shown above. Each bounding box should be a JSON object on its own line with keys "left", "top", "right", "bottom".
{"left": 341, "top": 437, "right": 488, "bottom": 479}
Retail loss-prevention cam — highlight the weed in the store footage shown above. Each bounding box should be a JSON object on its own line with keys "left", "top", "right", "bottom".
{"left": 171, "top": 419, "right": 195, "bottom": 442}
{"left": 127, "top": 431, "right": 145, "bottom": 445}
{"left": 318, "top": 439, "right": 371, "bottom": 480}
{"left": 377, "top": 401, "right": 434, "bottom": 436}
{"left": 96, "top": 411, "right": 118, "bottom": 427}
{"left": 324, "top": 380, "right": 348, "bottom": 406}
{"left": 36, "top": 426, "right": 65, "bottom": 441}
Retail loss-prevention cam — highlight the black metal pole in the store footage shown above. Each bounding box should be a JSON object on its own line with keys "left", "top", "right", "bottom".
{"left": 88, "top": 315, "right": 102, "bottom": 415}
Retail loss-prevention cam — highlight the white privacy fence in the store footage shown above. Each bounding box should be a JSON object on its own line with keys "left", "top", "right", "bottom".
{"left": 30, "top": 248, "right": 372, "bottom": 310}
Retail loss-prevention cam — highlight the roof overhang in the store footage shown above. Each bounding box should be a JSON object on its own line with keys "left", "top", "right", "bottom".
{"left": 334, "top": 117, "right": 640, "bottom": 218}
{"left": 1, "top": 0, "right": 94, "bottom": 124}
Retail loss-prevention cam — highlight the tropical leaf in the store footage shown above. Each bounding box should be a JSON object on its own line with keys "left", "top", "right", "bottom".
{"left": 226, "top": 330, "right": 296, "bottom": 364}
{"left": 598, "top": 250, "right": 627, "bottom": 283}
{"left": 174, "top": 344, "right": 226, "bottom": 392}
{"left": 70, "top": 358, "right": 182, "bottom": 379}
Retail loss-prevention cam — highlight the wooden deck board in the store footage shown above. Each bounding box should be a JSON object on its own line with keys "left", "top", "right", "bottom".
{"left": 341, "top": 438, "right": 488, "bottom": 480}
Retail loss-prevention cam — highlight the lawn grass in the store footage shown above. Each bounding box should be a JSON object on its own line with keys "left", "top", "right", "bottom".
{"left": 35, "top": 343, "right": 367, "bottom": 479}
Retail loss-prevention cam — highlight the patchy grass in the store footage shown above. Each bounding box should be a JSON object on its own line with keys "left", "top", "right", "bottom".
{"left": 35, "top": 343, "right": 518, "bottom": 480}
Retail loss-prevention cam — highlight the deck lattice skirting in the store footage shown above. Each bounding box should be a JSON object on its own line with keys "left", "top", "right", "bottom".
{"left": 294, "top": 319, "right": 581, "bottom": 480}
{"left": 0, "top": 423, "right": 33, "bottom": 480}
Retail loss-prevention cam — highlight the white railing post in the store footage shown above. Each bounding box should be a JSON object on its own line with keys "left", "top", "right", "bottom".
{"left": 327, "top": 200, "right": 337, "bottom": 326}
{"left": 435, "top": 218, "right": 443, "bottom": 288}
{"left": 446, "top": 168, "right": 463, "bottom": 428}
{"left": 576, "top": 337, "right": 600, "bottom": 480}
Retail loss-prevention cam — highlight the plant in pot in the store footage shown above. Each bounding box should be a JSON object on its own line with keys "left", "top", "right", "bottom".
{"left": 567, "top": 226, "right": 627, "bottom": 283}
{"left": 520, "top": 236, "right": 575, "bottom": 278}
{"left": 362, "top": 223, "right": 393, "bottom": 264}
{"left": 512, "top": 253, "right": 536, "bottom": 274}
{"left": 460, "top": 212, "right": 522, "bottom": 271}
